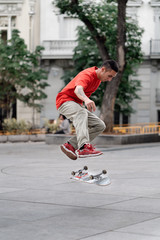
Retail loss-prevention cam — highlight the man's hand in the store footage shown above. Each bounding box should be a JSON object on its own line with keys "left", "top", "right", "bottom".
{"left": 84, "top": 99, "right": 96, "bottom": 112}
{"left": 74, "top": 85, "right": 96, "bottom": 112}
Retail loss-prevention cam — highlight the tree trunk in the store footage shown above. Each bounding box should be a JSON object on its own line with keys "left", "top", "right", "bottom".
{"left": 100, "top": 72, "right": 123, "bottom": 132}
{"left": 100, "top": 0, "right": 128, "bottom": 132}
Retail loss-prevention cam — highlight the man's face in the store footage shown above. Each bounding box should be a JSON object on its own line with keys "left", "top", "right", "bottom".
{"left": 99, "top": 67, "right": 117, "bottom": 82}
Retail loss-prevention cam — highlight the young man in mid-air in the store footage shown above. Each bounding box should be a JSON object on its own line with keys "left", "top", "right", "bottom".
{"left": 56, "top": 60, "right": 119, "bottom": 160}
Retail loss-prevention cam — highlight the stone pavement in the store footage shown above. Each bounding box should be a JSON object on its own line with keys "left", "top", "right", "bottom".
{"left": 0, "top": 142, "right": 160, "bottom": 240}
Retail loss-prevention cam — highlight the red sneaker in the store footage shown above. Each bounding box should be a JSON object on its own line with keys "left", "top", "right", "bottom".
{"left": 76, "top": 144, "right": 103, "bottom": 158}
{"left": 60, "top": 142, "right": 77, "bottom": 160}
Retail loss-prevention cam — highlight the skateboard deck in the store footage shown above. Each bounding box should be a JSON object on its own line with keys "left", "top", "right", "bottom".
{"left": 70, "top": 166, "right": 111, "bottom": 186}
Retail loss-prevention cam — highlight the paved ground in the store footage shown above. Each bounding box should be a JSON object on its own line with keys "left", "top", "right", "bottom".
{"left": 0, "top": 142, "right": 160, "bottom": 240}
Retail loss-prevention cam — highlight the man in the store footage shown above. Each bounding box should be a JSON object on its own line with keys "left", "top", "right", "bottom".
{"left": 56, "top": 60, "right": 118, "bottom": 160}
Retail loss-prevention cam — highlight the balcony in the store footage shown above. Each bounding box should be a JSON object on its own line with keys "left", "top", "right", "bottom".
{"left": 42, "top": 40, "right": 77, "bottom": 59}
{"left": 150, "top": 39, "right": 160, "bottom": 59}
{"left": 0, "top": 0, "right": 23, "bottom": 2}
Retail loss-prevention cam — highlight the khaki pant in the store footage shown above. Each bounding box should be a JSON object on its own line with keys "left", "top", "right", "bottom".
{"left": 58, "top": 101, "right": 106, "bottom": 149}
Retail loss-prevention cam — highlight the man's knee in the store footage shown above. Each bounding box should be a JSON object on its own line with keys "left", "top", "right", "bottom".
{"left": 97, "top": 119, "right": 106, "bottom": 132}
{"left": 101, "top": 120, "right": 106, "bottom": 132}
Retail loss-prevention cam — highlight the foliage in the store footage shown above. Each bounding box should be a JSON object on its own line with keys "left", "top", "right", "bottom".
{"left": 57, "top": 2, "right": 143, "bottom": 115}
{"left": 2, "top": 118, "right": 32, "bottom": 134}
{"left": 0, "top": 29, "right": 49, "bottom": 119}
{"left": 43, "top": 118, "right": 60, "bottom": 133}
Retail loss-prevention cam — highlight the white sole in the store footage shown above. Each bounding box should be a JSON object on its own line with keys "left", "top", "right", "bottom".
{"left": 76, "top": 151, "right": 103, "bottom": 158}
{"left": 61, "top": 145, "right": 77, "bottom": 160}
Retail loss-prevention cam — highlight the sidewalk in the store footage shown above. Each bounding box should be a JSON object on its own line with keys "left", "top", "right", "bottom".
{"left": 0, "top": 142, "right": 160, "bottom": 240}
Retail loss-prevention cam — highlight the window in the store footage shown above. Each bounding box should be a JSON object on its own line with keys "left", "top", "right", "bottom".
{"left": 1, "top": 30, "right": 7, "bottom": 43}
{"left": 59, "top": 16, "right": 83, "bottom": 39}
{"left": 114, "top": 111, "right": 120, "bottom": 125}
{"left": 158, "top": 110, "right": 160, "bottom": 122}
{"left": 114, "top": 111, "right": 129, "bottom": 125}
{"left": 0, "top": 16, "right": 16, "bottom": 40}
{"left": 122, "top": 114, "right": 129, "bottom": 125}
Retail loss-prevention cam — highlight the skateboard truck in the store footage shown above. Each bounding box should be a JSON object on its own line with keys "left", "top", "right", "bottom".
{"left": 71, "top": 166, "right": 88, "bottom": 176}
{"left": 89, "top": 170, "right": 107, "bottom": 180}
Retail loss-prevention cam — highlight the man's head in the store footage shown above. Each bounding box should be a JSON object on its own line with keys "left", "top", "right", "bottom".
{"left": 59, "top": 114, "right": 66, "bottom": 120}
{"left": 96, "top": 60, "right": 119, "bottom": 82}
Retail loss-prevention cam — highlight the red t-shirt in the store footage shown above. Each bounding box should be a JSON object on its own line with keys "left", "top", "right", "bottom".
{"left": 56, "top": 66, "right": 101, "bottom": 109}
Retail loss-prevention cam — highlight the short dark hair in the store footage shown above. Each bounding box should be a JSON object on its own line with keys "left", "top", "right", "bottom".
{"left": 59, "top": 114, "right": 66, "bottom": 120}
{"left": 101, "top": 60, "right": 119, "bottom": 73}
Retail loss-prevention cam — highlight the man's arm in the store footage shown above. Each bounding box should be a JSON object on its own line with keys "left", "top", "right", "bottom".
{"left": 74, "top": 85, "right": 96, "bottom": 112}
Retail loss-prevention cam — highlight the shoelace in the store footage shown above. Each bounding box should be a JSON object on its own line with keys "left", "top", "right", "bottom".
{"left": 65, "top": 143, "right": 75, "bottom": 151}
{"left": 84, "top": 144, "right": 95, "bottom": 150}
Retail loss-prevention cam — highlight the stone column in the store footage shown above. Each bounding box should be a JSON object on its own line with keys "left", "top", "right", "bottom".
{"left": 7, "top": 16, "right": 12, "bottom": 40}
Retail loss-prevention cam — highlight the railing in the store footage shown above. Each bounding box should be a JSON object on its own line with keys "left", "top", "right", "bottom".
{"left": 150, "top": 39, "right": 160, "bottom": 55}
{"left": 113, "top": 122, "right": 160, "bottom": 134}
{"left": 42, "top": 40, "right": 77, "bottom": 59}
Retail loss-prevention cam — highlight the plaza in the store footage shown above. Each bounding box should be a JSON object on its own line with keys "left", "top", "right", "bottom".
{"left": 0, "top": 142, "right": 160, "bottom": 239}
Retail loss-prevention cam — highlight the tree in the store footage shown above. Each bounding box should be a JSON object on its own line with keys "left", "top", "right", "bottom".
{"left": 0, "top": 30, "right": 49, "bottom": 125}
{"left": 53, "top": 0, "right": 143, "bottom": 131}
{"left": 61, "top": 4, "right": 143, "bottom": 117}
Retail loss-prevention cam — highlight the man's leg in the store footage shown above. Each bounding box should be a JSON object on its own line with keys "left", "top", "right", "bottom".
{"left": 68, "top": 110, "right": 105, "bottom": 149}
{"left": 58, "top": 101, "right": 106, "bottom": 159}
{"left": 87, "top": 110, "right": 106, "bottom": 142}
{"left": 75, "top": 110, "right": 106, "bottom": 158}
{"left": 58, "top": 101, "right": 90, "bottom": 149}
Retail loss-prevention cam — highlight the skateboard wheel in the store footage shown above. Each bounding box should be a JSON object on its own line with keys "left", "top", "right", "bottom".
{"left": 79, "top": 171, "right": 82, "bottom": 174}
{"left": 84, "top": 166, "right": 88, "bottom": 170}
{"left": 102, "top": 170, "right": 107, "bottom": 174}
{"left": 71, "top": 171, "right": 75, "bottom": 176}
{"left": 90, "top": 175, "right": 94, "bottom": 180}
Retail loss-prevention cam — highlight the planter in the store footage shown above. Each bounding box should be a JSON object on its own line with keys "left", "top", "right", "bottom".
{"left": 29, "top": 134, "right": 46, "bottom": 142}
{"left": 45, "top": 134, "right": 71, "bottom": 145}
{"left": 0, "top": 135, "right": 8, "bottom": 143}
{"left": 8, "top": 135, "right": 29, "bottom": 143}
{"left": 46, "top": 133, "right": 160, "bottom": 146}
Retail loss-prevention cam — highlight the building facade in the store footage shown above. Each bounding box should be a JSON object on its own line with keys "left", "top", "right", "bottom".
{"left": 1, "top": 0, "right": 160, "bottom": 126}
{"left": 0, "top": 0, "right": 40, "bottom": 125}
{"left": 129, "top": 0, "right": 160, "bottom": 124}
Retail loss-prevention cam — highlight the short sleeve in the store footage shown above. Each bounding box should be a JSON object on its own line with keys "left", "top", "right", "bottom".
{"left": 75, "top": 73, "right": 91, "bottom": 90}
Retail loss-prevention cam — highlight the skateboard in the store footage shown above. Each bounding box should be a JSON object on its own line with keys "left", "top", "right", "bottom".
{"left": 70, "top": 166, "right": 111, "bottom": 186}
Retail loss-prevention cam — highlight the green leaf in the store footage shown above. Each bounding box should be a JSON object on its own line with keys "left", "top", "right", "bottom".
{"left": 0, "top": 29, "right": 49, "bottom": 118}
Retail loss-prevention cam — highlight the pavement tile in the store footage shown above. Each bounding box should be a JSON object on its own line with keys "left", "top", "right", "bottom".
{"left": 147, "top": 193, "right": 160, "bottom": 199}
{"left": 0, "top": 188, "right": 136, "bottom": 208}
{"left": 0, "top": 187, "right": 25, "bottom": 194}
{"left": 75, "top": 231, "right": 160, "bottom": 240}
{"left": 0, "top": 218, "right": 27, "bottom": 229}
{"left": 99, "top": 178, "right": 160, "bottom": 197}
{"left": 0, "top": 199, "right": 77, "bottom": 221}
{"left": 33, "top": 207, "right": 156, "bottom": 232}
{"left": 99, "top": 197, "right": 160, "bottom": 214}
{"left": 118, "top": 217, "right": 160, "bottom": 237}
{"left": 0, "top": 208, "right": 155, "bottom": 240}
{"left": 0, "top": 221, "right": 101, "bottom": 240}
